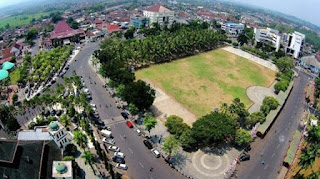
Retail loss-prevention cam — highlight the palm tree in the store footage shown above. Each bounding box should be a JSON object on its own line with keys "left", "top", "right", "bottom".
{"left": 73, "top": 131, "right": 87, "bottom": 149}
{"left": 296, "top": 144, "right": 320, "bottom": 177}
{"left": 307, "top": 171, "right": 320, "bottom": 179}
{"left": 307, "top": 126, "right": 320, "bottom": 144}
{"left": 60, "top": 114, "right": 71, "bottom": 127}
{"left": 81, "top": 151, "right": 94, "bottom": 165}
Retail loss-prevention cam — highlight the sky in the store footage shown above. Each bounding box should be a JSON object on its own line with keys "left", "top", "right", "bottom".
{"left": 231, "top": 0, "right": 320, "bottom": 27}
{"left": 0, "top": 0, "right": 319, "bottom": 26}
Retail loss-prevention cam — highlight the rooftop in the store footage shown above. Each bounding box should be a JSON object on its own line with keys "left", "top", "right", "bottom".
{"left": 18, "top": 128, "right": 52, "bottom": 141}
{"left": 145, "top": 5, "right": 172, "bottom": 13}
{"left": 301, "top": 56, "right": 320, "bottom": 69}
{"left": 50, "top": 20, "right": 84, "bottom": 40}
{"left": 2, "top": 61, "right": 15, "bottom": 70}
{"left": 0, "top": 140, "right": 18, "bottom": 163}
{"left": 52, "top": 161, "right": 72, "bottom": 178}
{"left": 0, "top": 70, "right": 9, "bottom": 81}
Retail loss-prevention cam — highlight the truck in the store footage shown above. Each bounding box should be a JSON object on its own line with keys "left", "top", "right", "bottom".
{"left": 101, "top": 129, "right": 112, "bottom": 138}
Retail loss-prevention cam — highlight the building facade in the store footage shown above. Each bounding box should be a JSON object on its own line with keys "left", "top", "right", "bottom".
{"left": 285, "top": 31, "right": 305, "bottom": 59}
{"left": 221, "top": 22, "right": 244, "bottom": 36}
{"left": 47, "top": 121, "right": 70, "bottom": 149}
{"left": 254, "top": 28, "right": 281, "bottom": 51}
{"left": 299, "top": 56, "right": 320, "bottom": 74}
{"left": 130, "top": 15, "right": 150, "bottom": 28}
{"left": 143, "top": 5, "right": 174, "bottom": 26}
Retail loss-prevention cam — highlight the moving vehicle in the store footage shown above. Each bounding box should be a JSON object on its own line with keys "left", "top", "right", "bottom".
{"left": 143, "top": 140, "right": 153, "bottom": 149}
{"left": 239, "top": 154, "right": 250, "bottom": 162}
{"left": 116, "top": 163, "right": 128, "bottom": 170}
{"left": 114, "top": 152, "right": 125, "bottom": 158}
{"left": 151, "top": 148, "right": 161, "bottom": 158}
{"left": 108, "top": 145, "right": 120, "bottom": 152}
{"left": 102, "top": 137, "right": 115, "bottom": 145}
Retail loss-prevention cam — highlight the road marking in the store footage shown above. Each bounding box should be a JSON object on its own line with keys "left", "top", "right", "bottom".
{"left": 264, "top": 164, "right": 268, "bottom": 170}
{"left": 277, "top": 144, "right": 280, "bottom": 148}
{"left": 106, "top": 120, "right": 126, "bottom": 126}
{"left": 112, "top": 125, "right": 116, "bottom": 129}
{"left": 139, "top": 162, "right": 144, "bottom": 168}
{"left": 128, "top": 148, "right": 133, "bottom": 154}
{"left": 120, "top": 135, "right": 124, "bottom": 140}
{"left": 272, "top": 153, "right": 275, "bottom": 158}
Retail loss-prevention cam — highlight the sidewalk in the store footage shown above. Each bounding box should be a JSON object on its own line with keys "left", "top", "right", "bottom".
{"left": 73, "top": 142, "right": 98, "bottom": 179}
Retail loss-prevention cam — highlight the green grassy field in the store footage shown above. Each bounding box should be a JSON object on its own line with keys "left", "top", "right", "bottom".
{"left": 9, "top": 68, "right": 20, "bottom": 85}
{"left": 136, "top": 49, "right": 276, "bottom": 117}
{"left": 0, "top": 12, "right": 50, "bottom": 29}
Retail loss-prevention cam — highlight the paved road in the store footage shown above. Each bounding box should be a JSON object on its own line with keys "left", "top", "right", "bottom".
{"left": 235, "top": 72, "right": 310, "bottom": 179}
{"left": 63, "top": 42, "right": 184, "bottom": 179}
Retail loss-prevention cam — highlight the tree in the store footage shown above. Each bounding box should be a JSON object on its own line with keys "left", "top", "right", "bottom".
{"left": 275, "top": 57, "right": 294, "bottom": 73}
{"left": 81, "top": 151, "right": 94, "bottom": 165}
{"left": 122, "top": 80, "right": 155, "bottom": 111}
{"left": 64, "top": 143, "right": 77, "bottom": 156}
{"left": 60, "top": 114, "right": 71, "bottom": 127}
{"left": 260, "top": 104, "right": 270, "bottom": 116}
{"left": 26, "top": 27, "right": 38, "bottom": 40}
{"left": 63, "top": 156, "right": 75, "bottom": 161}
{"left": 163, "top": 135, "right": 180, "bottom": 155}
{"left": 165, "top": 115, "right": 190, "bottom": 137}
{"left": 73, "top": 131, "right": 87, "bottom": 148}
{"left": 234, "top": 129, "right": 251, "bottom": 147}
{"left": 307, "top": 126, "right": 320, "bottom": 144}
{"left": 191, "top": 112, "right": 237, "bottom": 148}
{"left": 247, "top": 111, "right": 266, "bottom": 127}
{"left": 115, "top": 84, "right": 125, "bottom": 99}
{"left": 66, "top": 17, "right": 79, "bottom": 29}
{"left": 237, "top": 34, "right": 248, "bottom": 46}
{"left": 262, "top": 97, "right": 279, "bottom": 110}
{"left": 296, "top": 144, "right": 320, "bottom": 176}
{"left": 50, "top": 12, "right": 63, "bottom": 23}
{"left": 124, "top": 26, "right": 135, "bottom": 39}
{"left": 67, "top": 105, "right": 76, "bottom": 117}
{"left": 7, "top": 116, "right": 20, "bottom": 131}
{"left": 12, "top": 93, "right": 18, "bottom": 104}
{"left": 274, "top": 80, "right": 289, "bottom": 93}
{"left": 179, "top": 129, "right": 197, "bottom": 151}
{"left": 143, "top": 115, "right": 157, "bottom": 133}
{"left": 128, "top": 103, "right": 139, "bottom": 115}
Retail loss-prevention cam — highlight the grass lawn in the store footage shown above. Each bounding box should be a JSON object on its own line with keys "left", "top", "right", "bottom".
{"left": 9, "top": 68, "right": 20, "bottom": 85}
{"left": 0, "top": 12, "right": 50, "bottom": 29}
{"left": 136, "top": 49, "right": 276, "bottom": 117}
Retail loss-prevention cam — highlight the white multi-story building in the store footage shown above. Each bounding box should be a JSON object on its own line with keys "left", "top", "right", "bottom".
{"left": 285, "top": 31, "right": 305, "bottom": 59}
{"left": 143, "top": 5, "right": 175, "bottom": 26}
{"left": 221, "top": 22, "right": 244, "bottom": 36}
{"left": 47, "top": 121, "right": 70, "bottom": 149}
{"left": 254, "top": 28, "right": 281, "bottom": 52}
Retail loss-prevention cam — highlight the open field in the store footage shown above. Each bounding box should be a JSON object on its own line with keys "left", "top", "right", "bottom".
{"left": 136, "top": 49, "right": 276, "bottom": 118}
{"left": 0, "top": 12, "right": 50, "bottom": 29}
{"left": 9, "top": 68, "right": 20, "bottom": 85}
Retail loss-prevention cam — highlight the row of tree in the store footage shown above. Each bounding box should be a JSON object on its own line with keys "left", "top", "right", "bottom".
{"left": 95, "top": 21, "right": 226, "bottom": 68}
{"left": 274, "top": 57, "right": 294, "bottom": 93}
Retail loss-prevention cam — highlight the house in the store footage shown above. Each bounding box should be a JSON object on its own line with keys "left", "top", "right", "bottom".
{"left": 1, "top": 43, "right": 22, "bottom": 64}
{"left": 106, "top": 23, "right": 123, "bottom": 34}
{"left": 300, "top": 56, "right": 320, "bottom": 74}
{"left": 143, "top": 5, "right": 175, "bottom": 26}
{"left": 50, "top": 20, "right": 85, "bottom": 46}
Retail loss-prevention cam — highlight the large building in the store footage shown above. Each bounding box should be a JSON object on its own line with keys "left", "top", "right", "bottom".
{"left": 254, "top": 28, "right": 281, "bottom": 51}
{"left": 47, "top": 121, "right": 71, "bottom": 149}
{"left": 130, "top": 15, "right": 150, "bottom": 28}
{"left": 143, "top": 5, "right": 175, "bottom": 26}
{"left": 221, "top": 22, "right": 244, "bottom": 36}
{"left": 50, "top": 20, "right": 85, "bottom": 46}
{"left": 299, "top": 56, "right": 320, "bottom": 74}
{"left": 284, "top": 31, "right": 305, "bottom": 59}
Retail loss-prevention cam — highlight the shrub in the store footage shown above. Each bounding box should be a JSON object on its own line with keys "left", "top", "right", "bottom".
{"left": 232, "top": 42, "right": 239, "bottom": 46}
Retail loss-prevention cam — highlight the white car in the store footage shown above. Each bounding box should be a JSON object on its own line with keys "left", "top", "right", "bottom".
{"left": 116, "top": 163, "right": 128, "bottom": 170}
{"left": 151, "top": 148, "right": 160, "bottom": 158}
{"left": 102, "top": 137, "right": 115, "bottom": 145}
{"left": 114, "top": 152, "right": 125, "bottom": 158}
{"left": 134, "top": 129, "right": 141, "bottom": 136}
{"left": 108, "top": 145, "right": 120, "bottom": 152}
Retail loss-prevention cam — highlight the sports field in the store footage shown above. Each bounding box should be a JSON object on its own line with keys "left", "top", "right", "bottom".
{"left": 0, "top": 12, "right": 50, "bottom": 29}
{"left": 136, "top": 49, "right": 276, "bottom": 117}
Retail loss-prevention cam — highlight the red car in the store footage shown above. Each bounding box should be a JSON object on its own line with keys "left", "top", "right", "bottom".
{"left": 126, "top": 121, "right": 133, "bottom": 128}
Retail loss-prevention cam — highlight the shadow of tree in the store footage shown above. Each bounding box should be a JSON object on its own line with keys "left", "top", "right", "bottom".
{"left": 170, "top": 151, "right": 190, "bottom": 169}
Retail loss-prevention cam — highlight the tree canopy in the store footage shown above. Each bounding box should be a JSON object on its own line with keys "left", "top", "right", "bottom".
{"left": 165, "top": 115, "right": 190, "bottom": 137}
{"left": 275, "top": 57, "right": 294, "bottom": 73}
{"left": 234, "top": 129, "right": 251, "bottom": 147}
{"left": 143, "top": 115, "right": 157, "bottom": 133}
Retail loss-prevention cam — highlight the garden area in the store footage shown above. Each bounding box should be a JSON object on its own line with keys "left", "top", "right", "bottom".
{"left": 136, "top": 49, "right": 276, "bottom": 117}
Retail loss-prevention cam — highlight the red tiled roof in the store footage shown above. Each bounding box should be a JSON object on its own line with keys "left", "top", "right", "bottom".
{"left": 50, "top": 20, "right": 84, "bottom": 39}
{"left": 86, "top": 31, "right": 95, "bottom": 37}
{"left": 93, "top": 20, "right": 104, "bottom": 24}
{"left": 0, "top": 57, "right": 11, "bottom": 65}
{"left": 107, "top": 23, "right": 122, "bottom": 33}
{"left": 13, "top": 43, "right": 21, "bottom": 49}
{"left": 2, "top": 47, "right": 14, "bottom": 59}
{"left": 145, "top": 5, "right": 172, "bottom": 13}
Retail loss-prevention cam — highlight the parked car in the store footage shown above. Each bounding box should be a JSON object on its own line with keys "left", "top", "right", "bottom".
{"left": 50, "top": 110, "right": 56, "bottom": 116}
{"left": 114, "top": 152, "right": 125, "bottom": 158}
{"left": 95, "top": 120, "right": 105, "bottom": 126}
{"left": 239, "top": 154, "right": 250, "bottom": 162}
{"left": 108, "top": 146, "right": 120, "bottom": 152}
{"left": 121, "top": 112, "right": 128, "bottom": 119}
{"left": 134, "top": 129, "right": 141, "bottom": 136}
{"left": 102, "top": 137, "right": 115, "bottom": 145}
{"left": 56, "top": 110, "right": 62, "bottom": 116}
{"left": 143, "top": 140, "right": 153, "bottom": 149}
{"left": 100, "top": 129, "right": 112, "bottom": 138}
{"left": 151, "top": 148, "right": 160, "bottom": 158}
{"left": 112, "top": 156, "right": 125, "bottom": 164}
{"left": 126, "top": 121, "right": 133, "bottom": 128}
{"left": 116, "top": 163, "right": 128, "bottom": 170}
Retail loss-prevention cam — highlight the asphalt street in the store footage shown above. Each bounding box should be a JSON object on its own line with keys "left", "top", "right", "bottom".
{"left": 62, "top": 42, "right": 184, "bottom": 179}
{"left": 235, "top": 72, "right": 310, "bottom": 179}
